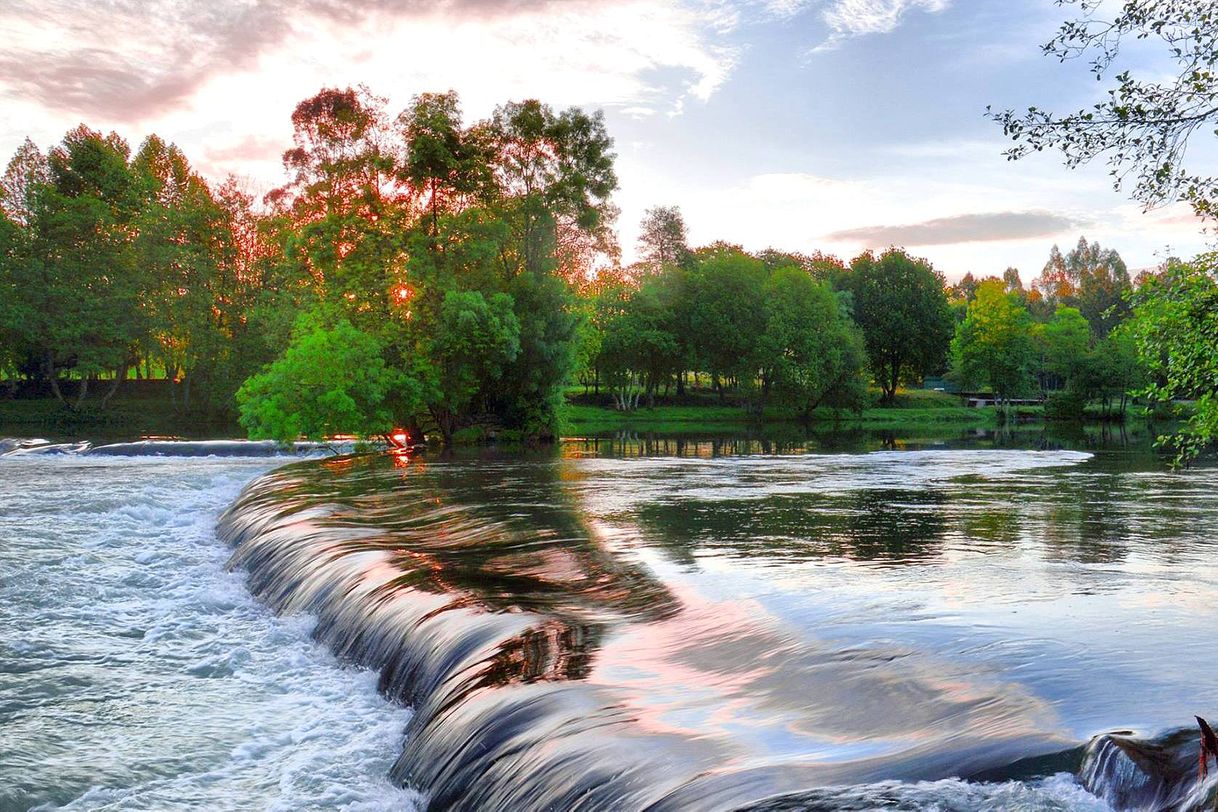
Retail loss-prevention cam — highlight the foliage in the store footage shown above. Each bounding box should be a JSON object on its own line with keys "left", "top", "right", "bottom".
{"left": 236, "top": 315, "right": 414, "bottom": 443}
{"left": 1035, "top": 237, "right": 1131, "bottom": 336}
{"left": 419, "top": 290, "right": 521, "bottom": 444}
{"left": 762, "top": 267, "right": 868, "bottom": 418}
{"left": 637, "top": 206, "right": 691, "bottom": 271}
{"left": 1039, "top": 305, "right": 1091, "bottom": 384}
{"left": 846, "top": 248, "right": 954, "bottom": 404}
{"left": 990, "top": 1, "right": 1218, "bottom": 220}
{"left": 951, "top": 279, "right": 1037, "bottom": 406}
{"left": 1127, "top": 255, "right": 1218, "bottom": 463}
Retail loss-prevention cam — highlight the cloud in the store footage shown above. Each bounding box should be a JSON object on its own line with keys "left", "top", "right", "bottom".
{"left": 822, "top": 211, "right": 1078, "bottom": 246}
{"left": 814, "top": 0, "right": 950, "bottom": 48}
{"left": 0, "top": 0, "right": 735, "bottom": 123}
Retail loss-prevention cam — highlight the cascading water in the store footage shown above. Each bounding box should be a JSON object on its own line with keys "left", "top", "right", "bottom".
{"left": 213, "top": 448, "right": 1218, "bottom": 810}
{"left": 9, "top": 440, "right": 1218, "bottom": 811}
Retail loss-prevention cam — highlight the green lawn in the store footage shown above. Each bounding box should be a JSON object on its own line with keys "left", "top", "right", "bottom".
{"left": 560, "top": 389, "right": 1017, "bottom": 436}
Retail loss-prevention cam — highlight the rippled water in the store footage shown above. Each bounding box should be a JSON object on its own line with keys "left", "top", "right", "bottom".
{"left": 214, "top": 444, "right": 1218, "bottom": 810}
{"left": 7, "top": 440, "right": 1218, "bottom": 811}
{"left": 0, "top": 455, "right": 416, "bottom": 811}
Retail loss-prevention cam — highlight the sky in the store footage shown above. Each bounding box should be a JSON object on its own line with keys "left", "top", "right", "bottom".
{"left": 0, "top": 0, "right": 1211, "bottom": 282}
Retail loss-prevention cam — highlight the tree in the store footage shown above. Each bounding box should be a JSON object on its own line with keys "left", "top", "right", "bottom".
{"left": 846, "top": 248, "right": 954, "bottom": 404}
{"left": 489, "top": 99, "right": 617, "bottom": 281}
{"left": 419, "top": 289, "right": 521, "bottom": 445}
{"left": 990, "top": 1, "right": 1218, "bottom": 220}
{"left": 637, "top": 205, "right": 691, "bottom": 271}
{"left": 1039, "top": 305, "right": 1091, "bottom": 388}
{"left": 951, "top": 279, "right": 1036, "bottom": 409}
{"left": 31, "top": 125, "right": 147, "bottom": 407}
{"left": 1083, "top": 324, "right": 1145, "bottom": 418}
{"left": 269, "top": 86, "right": 401, "bottom": 326}
{"left": 398, "top": 91, "right": 489, "bottom": 238}
{"left": 686, "top": 249, "right": 768, "bottom": 401}
{"left": 236, "top": 314, "right": 414, "bottom": 443}
{"left": 762, "top": 266, "right": 867, "bottom": 419}
{"left": 1034, "top": 237, "right": 1131, "bottom": 336}
{"left": 132, "top": 135, "right": 234, "bottom": 409}
{"left": 1003, "top": 267, "right": 1024, "bottom": 294}
{"left": 1127, "top": 255, "right": 1218, "bottom": 463}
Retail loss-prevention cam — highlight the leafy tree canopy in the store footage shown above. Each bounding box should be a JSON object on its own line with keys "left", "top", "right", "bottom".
{"left": 237, "top": 314, "right": 415, "bottom": 443}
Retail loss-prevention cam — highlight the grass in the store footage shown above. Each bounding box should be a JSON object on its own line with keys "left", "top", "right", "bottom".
{"left": 0, "top": 395, "right": 238, "bottom": 441}
{"left": 560, "top": 388, "right": 1018, "bottom": 436}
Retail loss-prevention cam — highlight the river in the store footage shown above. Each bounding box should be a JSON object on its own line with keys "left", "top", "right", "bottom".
{"left": 3, "top": 435, "right": 1218, "bottom": 810}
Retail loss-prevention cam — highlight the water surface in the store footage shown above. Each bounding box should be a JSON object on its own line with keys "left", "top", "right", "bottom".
{"left": 218, "top": 441, "right": 1218, "bottom": 809}
{"left": 0, "top": 454, "right": 415, "bottom": 811}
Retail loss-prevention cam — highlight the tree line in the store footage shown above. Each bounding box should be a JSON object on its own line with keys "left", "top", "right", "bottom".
{"left": 0, "top": 87, "right": 616, "bottom": 444}
{"left": 1, "top": 85, "right": 1216, "bottom": 459}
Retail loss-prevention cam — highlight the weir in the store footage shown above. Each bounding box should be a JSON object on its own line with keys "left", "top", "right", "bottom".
{"left": 217, "top": 451, "right": 1217, "bottom": 810}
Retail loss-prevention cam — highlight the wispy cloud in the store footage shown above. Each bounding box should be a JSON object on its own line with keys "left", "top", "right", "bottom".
{"left": 813, "top": 0, "right": 950, "bottom": 48}
{"left": 823, "top": 211, "right": 1078, "bottom": 246}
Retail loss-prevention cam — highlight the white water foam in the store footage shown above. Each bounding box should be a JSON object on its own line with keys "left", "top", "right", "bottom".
{"left": 0, "top": 454, "right": 419, "bottom": 811}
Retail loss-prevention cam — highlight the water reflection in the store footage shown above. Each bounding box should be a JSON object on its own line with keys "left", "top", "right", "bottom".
{"left": 219, "top": 441, "right": 1218, "bottom": 811}
{"left": 635, "top": 489, "right": 948, "bottom": 565}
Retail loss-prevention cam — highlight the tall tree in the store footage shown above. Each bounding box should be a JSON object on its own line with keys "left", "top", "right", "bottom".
{"left": 951, "top": 279, "right": 1037, "bottom": 409}
{"left": 761, "top": 266, "right": 867, "bottom": 419}
{"left": 399, "top": 91, "right": 489, "bottom": 238}
{"left": 1127, "top": 255, "right": 1218, "bottom": 463}
{"left": 1034, "top": 237, "right": 1130, "bottom": 336}
{"left": 637, "top": 205, "right": 691, "bottom": 272}
{"left": 28, "top": 126, "right": 147, "bottom": 406}
{"left": 846, "top": 248, "right": 954, "bottom": 404}
{"left": 269, "top": 86, "right": 401, "bottom": 324}
{"left": 686, "top": 249, "right": 768, "bottom": 401}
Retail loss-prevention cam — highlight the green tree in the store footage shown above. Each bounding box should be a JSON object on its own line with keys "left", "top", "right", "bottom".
{"left": 847, "top": 248, "right": 954, "bottom": 404}
{"left": 637, "top": 205, "right": 691, "bottom": 272}
{"left": 596, "top": 274, "right": 680, "bottom": 410}
{"left": 951, "top": 279, "right": 1037, "bottom": 410}
{"left": 686, "top": 249, "right": 768, "bottom": 401}
{"left": 1127, "top": 255, "right": 1218, "bottom": 463}
{"left": 399, "top": 91, "right": 489, "bottom": 238}
{"left": 762, "top": 266, "right": 867, "bottom": 419}
{"left": 237, "top": 315, "right": 414, "bottom": 443}
{"left": 31, "top": 126, "right": 147, "bottom": 407}
{"left": 132, "top": 135, "right": 236, "bottom": 409}
{"left": 418, "top": 289, "right": 521, "bottom": 445}
{"left": 1039, "top": 305, "right": 1091, "bottom": 388}
{"left": 269, "top": 86, "right": 401, "bottom": 328}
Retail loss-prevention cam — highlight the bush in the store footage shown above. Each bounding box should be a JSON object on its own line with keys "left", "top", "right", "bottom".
{"left": 1044, "top": 389, "right": 1087, "bottom": 421}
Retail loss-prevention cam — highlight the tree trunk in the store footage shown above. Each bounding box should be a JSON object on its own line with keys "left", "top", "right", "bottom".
{"left": 100, "top": 362, "right": 128, "bottom": 409}
{"left": 45, "top": 351, "right": 67, "bottom": 407}
{"left": 74, "top": 375, "right": 90, "bottom": 409}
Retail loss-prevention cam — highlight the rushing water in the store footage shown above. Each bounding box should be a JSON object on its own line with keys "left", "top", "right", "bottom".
{"left": 0, "top": 453, "right": 416, "bottom": 811}
{"left": 5, "top": 438, "right": 1218, "bottom": 810}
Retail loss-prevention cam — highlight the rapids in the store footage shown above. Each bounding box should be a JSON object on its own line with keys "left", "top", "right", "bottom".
{"left": 0, "top": 452, "right": 416, "bottom": 811}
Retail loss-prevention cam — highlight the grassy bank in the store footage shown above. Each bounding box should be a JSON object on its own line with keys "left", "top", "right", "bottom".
{"left": 0, "top": 396, "right": 239, "bottom": 441}
{"left": 560, "top": 389, "right": 1030, "bottom": 436}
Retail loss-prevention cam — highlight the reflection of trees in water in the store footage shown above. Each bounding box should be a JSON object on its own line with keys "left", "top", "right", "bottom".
{"left": 634, "top": 489, "right": 949, "bottom": 565}
{"left": 1038, "top": 472, "right": 1131, "bottom": 565}
{"left": 266, "top": 453, "right": 678, "bottom": 691}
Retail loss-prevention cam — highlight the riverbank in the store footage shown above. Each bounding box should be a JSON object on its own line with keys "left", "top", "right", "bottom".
{"left": 0, "top": 395, "right": 239, "bottom": 442}
{"left": 560, "top": 389, "right": 1038, "bottom": 436}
